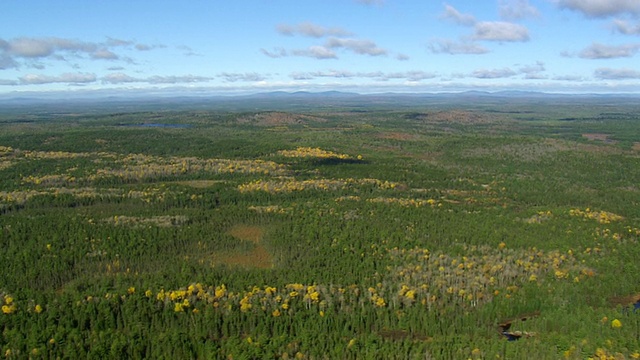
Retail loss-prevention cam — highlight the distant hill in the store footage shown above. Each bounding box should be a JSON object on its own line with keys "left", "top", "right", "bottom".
{"left": 1, "top": 89, "right": 639, "bottom": 113}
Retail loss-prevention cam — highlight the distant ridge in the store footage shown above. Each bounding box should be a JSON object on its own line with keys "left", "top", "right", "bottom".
{"left": 248, "top": 90, "right": 361, "bottom": 98}
{"left": 1, "top": 90, "right": 639, "bottom": 112}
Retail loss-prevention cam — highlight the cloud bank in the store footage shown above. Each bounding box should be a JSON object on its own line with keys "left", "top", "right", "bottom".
{"left": 557, "top": 0, "right": 640, "bottom": 18}
{"left": 0, "top": 36, "right": 163, "bottom": 70}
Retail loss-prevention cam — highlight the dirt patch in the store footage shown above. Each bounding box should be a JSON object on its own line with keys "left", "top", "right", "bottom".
{"left": 632, "top": 142, "right": 640, "bottom": 151}
{"left": 582, "top": 133, "right": 618, "bottom": 145}
{"left": 609, "top": 293, "right": 640, "bottom": 308}
{"left": 210, "top": 225, "right": 272, "bottom": 269}
{"left": 236, "top": 112, "right": 327, "bottom": 126}
{"left": 377, "top": 329, "right": 432, "bottom": 342}
{"left": 227, "top": 225, "right": 264, "bottom": 243}
{"left": 214, "top": 246, "right": 272, "bottom": 269}
{"left": 582, "top": 133, "right": 611, "bottom": 141}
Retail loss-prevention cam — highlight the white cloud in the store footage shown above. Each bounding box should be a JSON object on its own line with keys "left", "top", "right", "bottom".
{"left": 135, "top": 43, "right": 166, "bottom": 51}
{"left": 105, "top": 37, "right": 133, "bottom": 47}
{"left": 428, "top": 39, "right": 489, "bottom": 54}
{"left": 519, "top": 61, "right": 547, "bottom": 78}
{"left": 218, "top": 72, "right": 267, "bottom": 82}
{"left": 396, "top": 53, "right": 410, "bottom": 61}
{"left": 519, "top": 61, "right": 545, "bottom": 74}
{"left": 557, "top": 0, "right": 640, "bottom": 18}
{"left": 0, "top": 36, "right": 169, "bottom": 72}
{"left": 20, "top": 72, "right": 96, "bottom": 85}
{"left": 147, "top": 75, "right": 212, "bottom": 84}
{"left": 277, "top": 38, "right": 386, "bottom": 60}
{"left": 553, "top": 74, "right": 587, "bottom": 81}
{"left": 578, "top": 42, "right": 640, "bottom": 59}
{"left": 102, "top": 72, "right": 137, "bottom": 84}
{"left": 499, "top": 0, "right": 540, "bottom": 20}
{"left": 594, "top": 67, "right": 640, "bottom": 79}
{"left": 176, "top": 45, "right": 200, "bottom": 57}
{"left": 8, "top": 38, "right": 55, "bottom": 58}
{"left": 8, "top": 37, "right": 96, "bottom": 58}
{"left": 312, "top": 70, "right": 359, "bottom": 78}
{"left": 472, "top": 68, "right": 517, "bottom": 78}
{"left": 290, "top": 72, "right": 315, "bottom": 80}
{"left": 385, "top": 71, "right": 437, "bottom": 81}
{"left": 288, "top": 70, "right": 436, "bottom": 82}
{"left": 102, "top": 73, "right": 213, "bottom": 84}
{"left": 276, "top": 22, "right": 352, "bottom": 38}
{"left": 270, "top": 22, "right": 386, "bottom": 59}
{"left": 613, "top": 19, "right": 640, "bottom": 35}
{"left": 522, "top": 73, "right": 548, "bottom": 80}
{"left": 440, "top": 4, "right": 476, "bottom": 26}
{"left": 91, "top": 49, "right": 119, "bottom": 60}
{"left": 291, "top": 46, "right": 338, "bottom": 59}
{"left": 473, "top": 21, "right": 530, "bottom": 42}
{"left": 325, "top": 37, "right": 387, "bottom": 56}
{"left": 260, "top": 47, "right": 288, "bottom": 58}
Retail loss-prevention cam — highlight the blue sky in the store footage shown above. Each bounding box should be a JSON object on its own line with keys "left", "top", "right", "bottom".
{"left": 2, "top": 0, "right": 640, "bottom": 95}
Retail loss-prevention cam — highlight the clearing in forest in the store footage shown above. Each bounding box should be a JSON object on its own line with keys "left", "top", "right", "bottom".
{"left": 211, "top": 225, "right": 273, "bottom": 269}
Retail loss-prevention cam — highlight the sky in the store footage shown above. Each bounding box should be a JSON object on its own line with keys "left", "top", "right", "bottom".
{"left": 2, "top": 0, "right": 640, "bottom": 96}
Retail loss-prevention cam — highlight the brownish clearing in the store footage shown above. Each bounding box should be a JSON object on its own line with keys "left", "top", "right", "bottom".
{"left": 214, "top": 246, "right": 272, "bottom": 269}
{"left": 227, "top": 225, "right": 264, "bottom": 243}
{"left": 609, "top": 293, "right": 640, "bottom": 307}
{"left": 632, "top": 142, "right": 640, "bottom": 151}
{"left": 236, "top": 112, "right": 327, "bottom": 126}
{"left": 582, "top": 133, "right": 618, "bottom": 145}
{"left": 377, "top": 329, "right": 432, "bottom": 342}
{"left": 582, "top": 133, "right": 609, "bottom": 141}
{"left": 210, "top": 225, "right": 273, "bottom": 269}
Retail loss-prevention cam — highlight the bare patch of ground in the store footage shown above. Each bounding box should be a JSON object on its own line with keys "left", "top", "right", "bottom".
{"left": 632, "top": 142, "right": 640, "bottom": 151}
{"left": 227, "top": 225, "right": 264, "bottom": 243}
{"left": 213, "top": 247, "right": 272, "bottom": 269}
{"left": 210, "top": 225, "right": 273, "bottom": 269}
{"left": 609, "top": 293, "right": 640, "bottom": 308}
{"left": 236, "top": 112, "right": 328, "bottom": 126}
{"left": 582, "top": 133, "right": 616, "bottom": 144}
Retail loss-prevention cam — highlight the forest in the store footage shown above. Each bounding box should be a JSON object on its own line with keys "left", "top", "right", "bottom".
{"left": 0, "top": 96, "right": 639, "bottom": 359}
